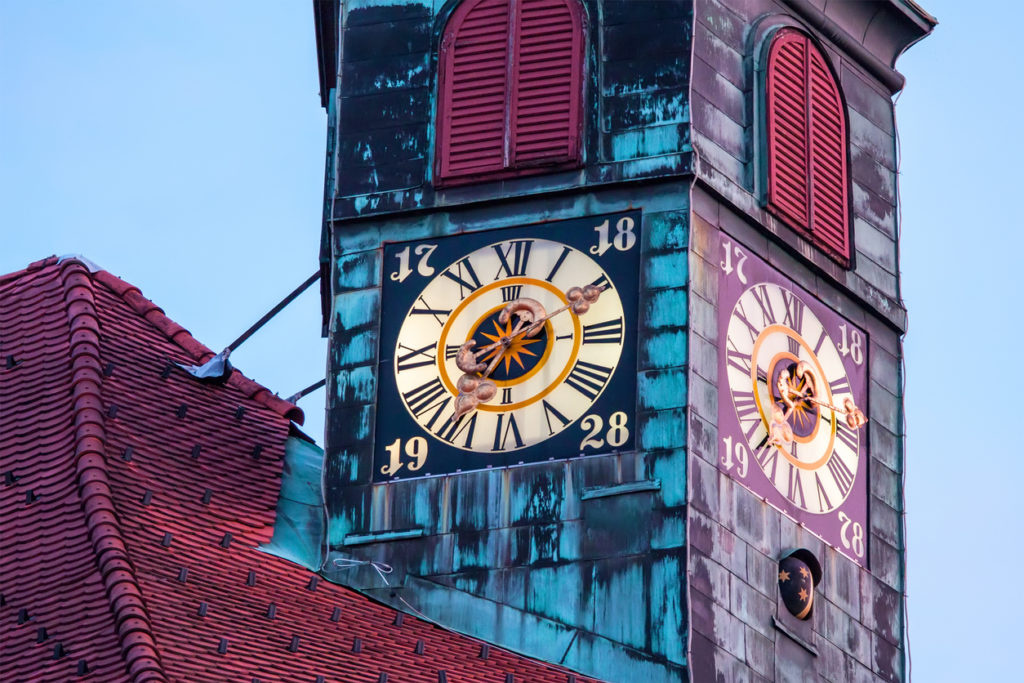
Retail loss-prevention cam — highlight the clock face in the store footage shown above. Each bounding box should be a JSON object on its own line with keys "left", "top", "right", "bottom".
{"left": 717, "top": 239, "right": 869, "bottom": 565}
{"left": 375, "top": 211, "right": 640, "bottom": 481}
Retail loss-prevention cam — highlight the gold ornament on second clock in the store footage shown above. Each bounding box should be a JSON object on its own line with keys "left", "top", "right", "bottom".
{"left": 451, "top": 284, "right": 604, "bottom": 421}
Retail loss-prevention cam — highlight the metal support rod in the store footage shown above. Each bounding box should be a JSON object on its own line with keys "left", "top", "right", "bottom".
{"left": 286, "top": 378, "right": 327, "bottom": 404}
{"left": 225, "top": 270, "right": 321, "bottom": 355}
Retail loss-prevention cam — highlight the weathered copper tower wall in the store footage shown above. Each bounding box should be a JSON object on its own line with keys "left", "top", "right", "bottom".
{"left": 313, "top": 0, "right": 932, "bottom": 681}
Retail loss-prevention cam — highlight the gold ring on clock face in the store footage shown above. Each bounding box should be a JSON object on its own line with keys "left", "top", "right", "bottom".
{"left": 435, "top": 278, "right": 580, "bottom": 412}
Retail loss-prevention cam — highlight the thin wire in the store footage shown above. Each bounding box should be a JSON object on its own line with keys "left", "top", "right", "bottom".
{"left": 330, "top": 557, "right": 442, "bottom": 627}
{"left": 892, "top": 83, "right": 913, "bottom": 683}
{"left": 332, "top": 557, "right": 394, "bottom": 585}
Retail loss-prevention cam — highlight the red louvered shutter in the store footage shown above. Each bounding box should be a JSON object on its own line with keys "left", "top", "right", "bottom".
{"left": 511, "top": 0, "right": 583, "bottom": 166}
{"left": 438, "top": 0, "right": 511, "bottom": 179}
{"left": 437, "top": 0, "right": 583, "bottom": 184}
{"left": 766, "top": 32, "right": 810, "bottom": 230}
{"left": 765, "top": 30, "right": 851, "bottom": 266}
{"left": 807, "top": 47, "right": 850, "bottom": 262}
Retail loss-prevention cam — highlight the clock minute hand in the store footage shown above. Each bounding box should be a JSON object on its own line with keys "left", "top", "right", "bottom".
{"left": 450, "top": 300, "right": 548, "bottom": 422}
{"left": 803, "top": 394, "right": 868, "bottom": 430}
{"left": 450, "top": 284, "right": 607, "bottom": 422}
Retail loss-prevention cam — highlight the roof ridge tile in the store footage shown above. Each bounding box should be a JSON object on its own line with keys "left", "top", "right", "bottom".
{"left": 88, "top": 262, "right": 304, "bottom": 424}
{"left": 58, "top": 259, "right": 168, "bottom": 683}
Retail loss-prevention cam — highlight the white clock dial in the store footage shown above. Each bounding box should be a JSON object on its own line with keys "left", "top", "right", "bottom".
{"left": 393, "top": 237, "right": 627, "bottom": 453}
{"left": 725, "top": 282, "right": 861, "bottom": 513}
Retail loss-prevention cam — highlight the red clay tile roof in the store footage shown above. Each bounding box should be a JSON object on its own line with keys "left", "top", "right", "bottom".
{"left": 0, "top": 257, "right": 598, "bottom": 683}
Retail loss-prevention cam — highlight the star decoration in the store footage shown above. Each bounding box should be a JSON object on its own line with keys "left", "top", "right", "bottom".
{"left": 782, "top": 372, "right": 816, "bottom": 428}
{"left": 480, "top": 318, "right": 542, "bottom": 373}
{"left": 778, "top": 570, "right": 790, "bottom": 582}
{"left": 799, "top": 566, "right": 810, "bottom": 579}
{"left": 798, "top": 588, "right": 808, "bottom": 602}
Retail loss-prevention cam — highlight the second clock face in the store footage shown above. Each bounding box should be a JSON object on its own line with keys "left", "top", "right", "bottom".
{"left": 717, "top": 238, "right": 870, "bottom": 566}
{"left": 375, "top": 211, "right": 641, "bottom": 481}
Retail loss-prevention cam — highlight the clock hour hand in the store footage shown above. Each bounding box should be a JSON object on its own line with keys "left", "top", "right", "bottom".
{"left": 450, "top": 284, "right": 606, "bottom": 422}
{"left": 451, "top": 300, "right": 549, "bottom": 421}
{"left": 451, "top": 340, "right": 499, "bottom": 421}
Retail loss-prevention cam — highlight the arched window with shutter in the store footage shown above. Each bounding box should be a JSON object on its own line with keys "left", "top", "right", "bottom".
{"left": 436, "top": 0, "right": 585, "bottom": 184}
{"left": 765, "top": 29, "right": 851, "bottom": 266}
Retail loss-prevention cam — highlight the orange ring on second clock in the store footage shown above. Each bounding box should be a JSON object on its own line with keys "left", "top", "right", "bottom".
{"left": 750, "top": 324, "right": 835, "bottom": 471}
{"left": 437, "top": 278, "right": 582, "bottom": 412}
{"left": 765, "top": 351, "right": 821, "bottom": 445}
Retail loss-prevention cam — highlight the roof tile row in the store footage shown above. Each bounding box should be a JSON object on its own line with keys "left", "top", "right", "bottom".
{"left": 1, "top": 257, "right": 600, "bottom": 683}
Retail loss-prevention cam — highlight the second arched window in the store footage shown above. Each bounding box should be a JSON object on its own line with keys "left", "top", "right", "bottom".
{"left": 765, "top": 29, "right": 851, "bottom": 266}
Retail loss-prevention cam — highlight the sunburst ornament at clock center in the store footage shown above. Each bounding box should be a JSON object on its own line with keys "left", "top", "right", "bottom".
{"left": 480, "top": 318, "right": 542, "bottom": 374}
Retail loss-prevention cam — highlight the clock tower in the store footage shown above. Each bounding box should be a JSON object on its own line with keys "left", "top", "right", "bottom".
{"left": 313, "top": 1, "right": 933, "bottom": 681}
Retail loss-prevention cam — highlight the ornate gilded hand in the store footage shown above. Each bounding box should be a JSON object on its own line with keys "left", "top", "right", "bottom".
{"left": 450, "top": 283, "right": 606, "bottom": 421}
{"left": 774, "top": 361, "right": 867, "bottom": 431}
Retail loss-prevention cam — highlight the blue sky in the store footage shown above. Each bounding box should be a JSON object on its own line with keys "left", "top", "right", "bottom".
{"left": 2, "top": 1, "right": 1019, "bottom": 680}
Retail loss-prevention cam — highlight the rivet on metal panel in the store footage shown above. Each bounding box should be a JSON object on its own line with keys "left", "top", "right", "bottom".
{"left": 17, "top": 608, "right": 29, "bottom": 624}
{"left": 3, "top": 470, "right": 17, "bottom": 485}
{"left": 103, "top": 363, "right": 116, "bottom": 377}
{"left": 330, "top": 606, "right": 341, "bottom": 622}
{"left": 217, "top": 638, "right": 228, "bottom": 655}
{"left": 266, "top": 603, "right": 277, "bottom": 619}
{"left": 307, "top": 576, "right": 319, "bottom": 591}
{"left": 25, "top": 490, "right": 37, "bottom": 504}
{"left": 378, "top": 673, "right": 388, "bottom": 683}
{"left": 479, "top": 644, "right": 489, "bottom": 660}
{"left": 438, "top": 672, "right": 448, "bottom": 683}
{"left": 52, "top": 643, "right": 66, "bottom": 660}
{"left": 414, "top": 639, "right": 425, "bottom": 655}
{"left": 177, "top": 567, "right": 188, "bottom": 583}
{"left": 197, "top": 602, "right": 208, "bottom": 617}
{"left": 141, "top": 491, "right": 152, "bottom": 506}
{"left": 201, "top": 489, "right": 213, "bottom": 504}
{"left": 107, "top": 404, "right": 118, "bottom": 418}
{"left": 352, "top": 637, "right": 362, "bottom": 653}
{"left": 161, "top": 363, "right": 174, "bottom": 378}
{"left": 288, "top": 636, "right": 300, "bottom": 653}
{"left": 77, "top": 659, "right": 89, "bottom": 676}
{"left": 191, "top": 445, "right": 202, "bottom": 460}
{"left": 36, "top": 627, "right": 48, "bottom": 643}
{"left": 121, "top": 447, "right": 133, "bottom": 462}
{"left": 235, "top": 406, "right": 246, "bottom": 420}
{"left": 161, "top": 532, "right": 172, "bottom": 547}
{"left": 246, "top": 570, "right": 257, "bottom": 587}
{"left": 252, "top": 444, "right": 264, "bottom": 460}
{"left": 220, "top": 533, "right": 233, "bottom": 548}
{"left": 176, "top": 404, "right": 188, "bottom": 418}
{"left": 506, "top": 674, "right": 514, "bottom": 683}
{"left": 393, "top": 613, "right": 403, "bottom": 627}
{"left": 5, "top": 355, "right": 18, "bottom": 369}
